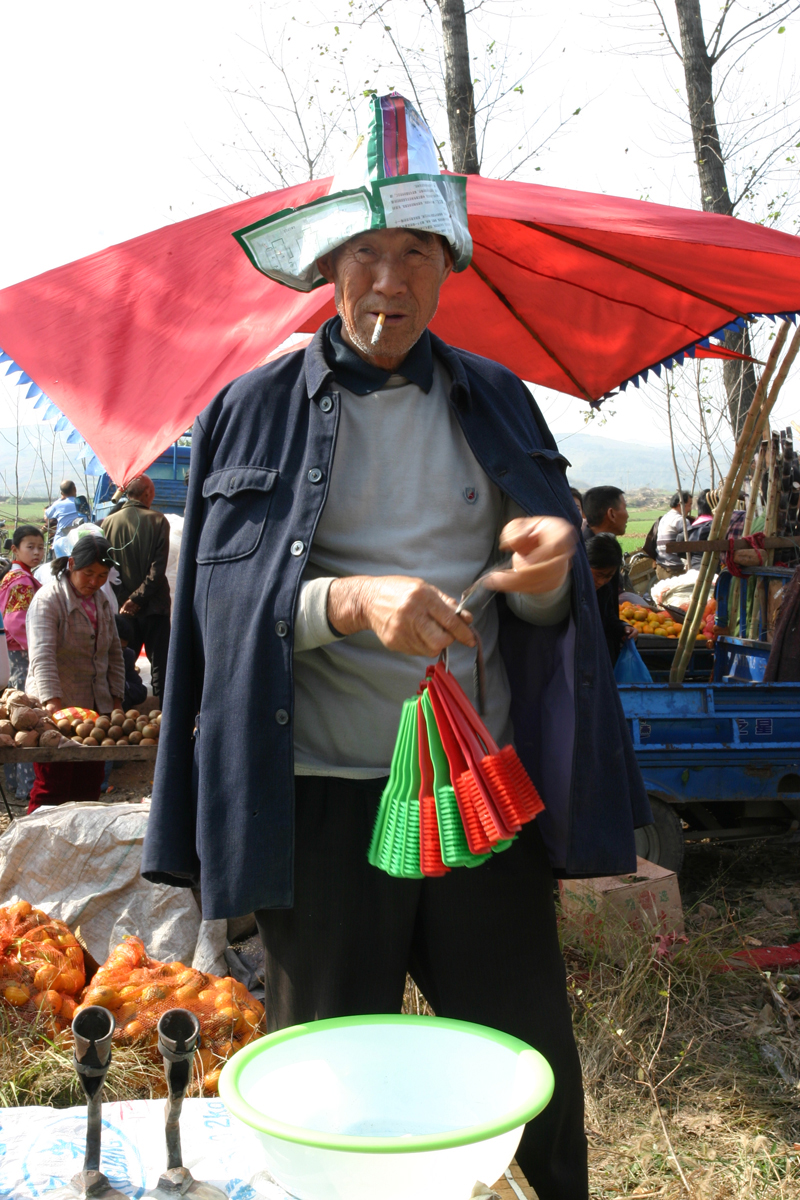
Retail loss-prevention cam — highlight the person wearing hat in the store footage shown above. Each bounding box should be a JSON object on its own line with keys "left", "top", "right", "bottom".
{"left": 142, "top": 93, "right": 650, "bottom": 1200}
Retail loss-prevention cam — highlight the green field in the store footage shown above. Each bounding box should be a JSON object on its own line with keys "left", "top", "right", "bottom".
{"left": 0, "top": 501, "right": 48, "bottom": 532}
{"left": 619, "top": 507, "right": 663, "bottom": 555}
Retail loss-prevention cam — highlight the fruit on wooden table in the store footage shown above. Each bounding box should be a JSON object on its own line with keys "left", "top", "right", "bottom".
{"left": 0, "top": 694, "right": 161, "bottom": 751}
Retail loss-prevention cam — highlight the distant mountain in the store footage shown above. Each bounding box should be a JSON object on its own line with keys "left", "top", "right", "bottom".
{"left": 555, "top": 432, "right": 714, "bottom": 492}
{"left": 0, "top": 423, "right": 710, "bottom": 503}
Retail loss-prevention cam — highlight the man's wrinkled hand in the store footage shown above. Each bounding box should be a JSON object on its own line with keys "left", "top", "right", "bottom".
{"left": 486, "top": 516, "right": 576, "bottom": 595}
{"left": 120, "top": 600, "right": 140, "bottom": 616}
{"left": 328, "top": 575, "right": 475, "bottom": 658}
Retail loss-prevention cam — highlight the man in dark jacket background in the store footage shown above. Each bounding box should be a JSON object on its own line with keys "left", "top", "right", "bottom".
{"left": 101, "top": 475, "right": 171, "bottom": 705}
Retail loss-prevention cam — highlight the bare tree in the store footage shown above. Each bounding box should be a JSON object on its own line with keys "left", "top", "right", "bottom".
{"left": 621, "top": 0, "right": 800, "bottom": 434}
{"left": 436, "top": 0, "right": 480, "bottom": 172}
{"left": 199, "top": 1, "right": 583, "bottom": 202}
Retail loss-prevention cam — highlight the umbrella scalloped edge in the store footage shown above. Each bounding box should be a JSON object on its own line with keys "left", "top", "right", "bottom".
{"left": 598, "top": 311, "right": 799, "bottom": 405}
{"left": 0, "top": 349, "right": 103, "bottom": 475}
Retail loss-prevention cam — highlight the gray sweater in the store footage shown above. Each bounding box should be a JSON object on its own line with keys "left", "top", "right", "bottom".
{"left": 292, "top": 360, "right": 571, "bottom": 776}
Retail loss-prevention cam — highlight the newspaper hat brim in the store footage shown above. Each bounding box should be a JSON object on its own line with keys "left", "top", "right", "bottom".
{"left": 232, "top": 94, "right": 473, "bottom": 292}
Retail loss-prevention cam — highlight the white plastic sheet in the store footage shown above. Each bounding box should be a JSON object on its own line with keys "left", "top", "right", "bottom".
{"left": 0, "top": 1098, "right": 292, "bottom": 1200}
{"left": 0, "top": 801, "right": 225, "bottom": 971}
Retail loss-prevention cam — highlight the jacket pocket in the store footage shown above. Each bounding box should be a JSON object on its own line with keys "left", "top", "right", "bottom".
{"left": 529, "top": 448, "right": 571, "bottom": 474}
{"left": 528, "top": 448, "right": 573, "bottom": 510}
{"left": 196, "top": 466, "right": 279, "bottom": 564}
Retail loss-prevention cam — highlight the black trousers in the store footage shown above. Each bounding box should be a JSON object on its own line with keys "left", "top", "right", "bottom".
{"left": 255, "top": 776, "right": 588, "bottom": 1200}
{"left": 127, "top": 613, "right": 170, "bottom": 705}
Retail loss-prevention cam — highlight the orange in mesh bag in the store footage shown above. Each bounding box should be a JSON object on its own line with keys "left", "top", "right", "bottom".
{"left": 75, "top": 935, "right": 265, "bottom": 1093}
{"left": 0, "top": 899, "right": 86, "bottom": 1036}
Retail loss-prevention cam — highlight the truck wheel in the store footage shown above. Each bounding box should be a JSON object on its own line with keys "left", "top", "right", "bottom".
{"left": 634, "top": 796, "right": 685, "bottom": 873}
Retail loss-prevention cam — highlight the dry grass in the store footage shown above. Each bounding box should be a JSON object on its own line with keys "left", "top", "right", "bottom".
{"left": 0, "top": 1017, "right": 166, "bottom": 1109}
{"left": 400, "top": 838, "right": 800, "bottom": 1198}
{"left": 564, "top": 838, "right": 800, "bottom": 1199}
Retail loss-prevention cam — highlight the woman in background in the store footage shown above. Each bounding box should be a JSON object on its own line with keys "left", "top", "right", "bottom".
{"left": 25, "top": 534, "right": 124, "bottom": 812}
{"left": 688, "top": 489, "right": 714, "bottom": 569}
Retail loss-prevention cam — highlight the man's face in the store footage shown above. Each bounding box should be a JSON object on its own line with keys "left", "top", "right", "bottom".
{"left": 606, "top": 498, "right": 628, "bottom": 536}
{"left": 317, "top": 228, "right": 452, "bottom": 367}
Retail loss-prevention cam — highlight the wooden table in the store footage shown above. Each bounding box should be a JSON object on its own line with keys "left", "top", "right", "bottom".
{"left": 0, "top": 744, "right": 158, "bottom": 820}
{"left": 0, "top": 745, "right": 158, "bottom": 763}
{"left": 493, "top": 1161, "right": 537, "bottom": 1199}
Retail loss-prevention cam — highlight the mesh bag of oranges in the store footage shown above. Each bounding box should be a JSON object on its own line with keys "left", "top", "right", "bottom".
{"left": 75, "top": 935, "right": 265, "bottom": 1093}
{"left": 0, "top": 899, "right": 86, "bottom": 1035}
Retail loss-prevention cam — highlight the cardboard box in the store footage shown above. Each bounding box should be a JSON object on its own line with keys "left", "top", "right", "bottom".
{"left": 559, "top": 856, "right": 685, "bottom": 946}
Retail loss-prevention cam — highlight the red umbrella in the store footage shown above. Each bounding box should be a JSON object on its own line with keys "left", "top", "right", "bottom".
{"left": 0, "top": 174, "right": 798, "bottom": 483}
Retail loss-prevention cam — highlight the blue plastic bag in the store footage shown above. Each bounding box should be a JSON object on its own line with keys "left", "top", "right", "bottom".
{"left": 614, "top": 638, "right": 653, "bottom": 684}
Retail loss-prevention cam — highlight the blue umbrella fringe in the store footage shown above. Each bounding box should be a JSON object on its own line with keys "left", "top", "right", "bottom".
{"left": 0, "top": 346, "right": 103, "bottom": 473}
{"left": 607, "top": 311, "right": 799, "bottom": 403}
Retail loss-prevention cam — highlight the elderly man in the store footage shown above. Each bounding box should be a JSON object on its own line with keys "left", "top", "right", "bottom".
{"left": 101, "top": 474, "right": 171, "bottom": 704}
{"left": 143, "top": 94, "right": 649, "bottom": 1200}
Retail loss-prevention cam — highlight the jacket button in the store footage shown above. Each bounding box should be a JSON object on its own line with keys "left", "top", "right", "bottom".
{"left": 307, "top": 467, "right": 323, "bottom": 484}
{"left": 275, "top": 620, "right": 288, "bottom": 637}
{"left": 319, "top": 395, "right": 333, "bottom": 413}
{"left": 275, "top": 709, "right": 290, "bottom": 725}
{"left": 290, "top": 540, "right": 305, "bottom": 556}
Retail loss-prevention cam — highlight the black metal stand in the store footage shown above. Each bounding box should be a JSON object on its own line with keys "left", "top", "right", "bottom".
{"left": 59, "top": 1007, "right": 128, "bottom": 1200}
{"left": 145, "top": 1009, "right": 226, "bottom": 1200}
{"left": 0, "top": 772, "right": 15, "bottom": 822}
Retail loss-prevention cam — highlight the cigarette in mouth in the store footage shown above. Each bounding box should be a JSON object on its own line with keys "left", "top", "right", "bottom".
{"left": 371, "top": 313, "right": 386, "bottom": 345}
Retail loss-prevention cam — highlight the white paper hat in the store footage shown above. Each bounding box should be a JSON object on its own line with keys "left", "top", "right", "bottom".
{"left": 233, "top": 93, "right": 472, "bottom": 292}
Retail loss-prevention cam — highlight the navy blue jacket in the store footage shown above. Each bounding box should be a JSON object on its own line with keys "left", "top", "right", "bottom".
{"left": 141, "top": 323, "right": 651, "bottom": 918}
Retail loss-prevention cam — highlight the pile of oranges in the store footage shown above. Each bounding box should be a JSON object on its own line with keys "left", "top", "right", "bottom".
{"left": 74, "top": 935, "right": 265, "bottom": 1094}
{"left": 619, "top": 602, "right": 706, "bottom": 641}
{"left": 0, "top": 899, "right": 86, "bottom": 1036}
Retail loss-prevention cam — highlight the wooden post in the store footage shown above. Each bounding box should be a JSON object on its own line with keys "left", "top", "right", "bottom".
{"left": 749, "top": 431, "right": 782, "bottom": 637}
{"left": 669, "top": 322, "right": 795, "bottom": 682}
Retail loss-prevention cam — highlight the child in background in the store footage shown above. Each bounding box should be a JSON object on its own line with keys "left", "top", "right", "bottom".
{"left": 0, "top": 525, "right": 44, "bottom": 801}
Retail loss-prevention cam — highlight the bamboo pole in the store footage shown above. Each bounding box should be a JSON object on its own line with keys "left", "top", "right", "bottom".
{"left": 669, "top": 322, "right": 794, "bottom": 683}
{"left": 748, "top": 431, "right": 781, "bottom": 638}
{"left": 743, "top": 440, "right": 766, "bottom": 537}
{"left": 672, "top": 323, "right": 800, "bottom": 678}
{"left": 741, "top": 438, "right": 766, "bottom": 637}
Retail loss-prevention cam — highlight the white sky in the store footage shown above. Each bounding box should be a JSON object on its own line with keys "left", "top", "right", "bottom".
{"left": 0, "top": 0, "right": 798, "bottom": 452}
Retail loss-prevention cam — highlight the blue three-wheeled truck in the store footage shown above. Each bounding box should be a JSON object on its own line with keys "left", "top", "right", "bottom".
{"left": 621, "top": 591, "right": 800, "bottom": 872}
